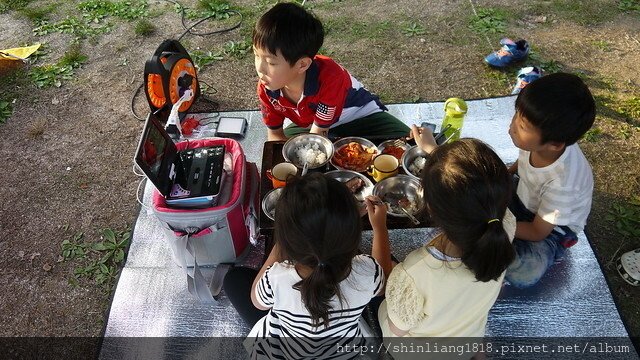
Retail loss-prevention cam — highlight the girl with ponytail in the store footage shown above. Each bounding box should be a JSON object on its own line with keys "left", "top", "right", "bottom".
{"left": 225, "top": 172, "right": 390, "bottom": 359}
{"left": 378, "top": 136, "right": 516, "bottom": 347}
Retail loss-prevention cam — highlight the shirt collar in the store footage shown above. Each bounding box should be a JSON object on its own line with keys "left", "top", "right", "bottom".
{"left": 303, "top": 60, "right": 319, "bottom": 96}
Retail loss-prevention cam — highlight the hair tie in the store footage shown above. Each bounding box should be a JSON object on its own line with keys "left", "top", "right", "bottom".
{"left": 317, "top": 261, "right": 327, "bottom": 268}
{"left": 487, "top": 218, "right": 500, "bottom": 224}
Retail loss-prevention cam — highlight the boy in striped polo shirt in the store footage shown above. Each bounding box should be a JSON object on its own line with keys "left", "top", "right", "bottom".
{"left": 253, "top": 2, "right": 410, "bottom": 141}
{"left": 505, "top": 73, "right": 596, "bottom": 288}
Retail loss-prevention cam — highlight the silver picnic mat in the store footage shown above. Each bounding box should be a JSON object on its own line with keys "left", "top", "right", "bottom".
{"left": 100, "top": 96, "right": 637, "bottom": 359}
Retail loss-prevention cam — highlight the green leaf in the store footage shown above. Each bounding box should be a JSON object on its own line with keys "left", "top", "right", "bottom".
{"left": 100, "top": 252, "right": 112, "bottom": 264}
{"left": 103, "top": 228, "right": 116, "bottom": 243}
{"left": 114, "top": 249, "right": 124, "bottom": 263}
{"left": 99, "top": 263, "right": 109, "bottom": 273}
{"left": 117, "top": 237, "right": 129, "bottom": 247}
{"left": 93, "top": 242, "right": 107, "bottom": 251}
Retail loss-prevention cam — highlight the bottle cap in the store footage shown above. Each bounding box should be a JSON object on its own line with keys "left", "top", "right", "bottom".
{"left": 444, "top": 98, "right": 468, "bottom": 115}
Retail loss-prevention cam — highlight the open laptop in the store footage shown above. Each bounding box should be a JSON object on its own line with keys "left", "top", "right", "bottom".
{"left": 134, "top": 114, "right": 226, "bottom": 208}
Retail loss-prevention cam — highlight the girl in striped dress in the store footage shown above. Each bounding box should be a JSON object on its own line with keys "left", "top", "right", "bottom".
{"left": 225, "top": 172, "right": 391, "bottom": 359}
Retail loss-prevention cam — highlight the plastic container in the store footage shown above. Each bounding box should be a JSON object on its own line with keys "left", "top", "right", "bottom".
{"left": 440, "top": 98, "right": 468, "bottom": 142}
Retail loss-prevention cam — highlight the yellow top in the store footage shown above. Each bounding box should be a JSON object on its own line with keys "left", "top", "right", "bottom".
{"left": 378, "top": 210, "right": 516, "bottom": 340}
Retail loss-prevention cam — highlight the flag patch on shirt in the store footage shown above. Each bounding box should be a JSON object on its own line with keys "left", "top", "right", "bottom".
{"left": 315, "top": 102, "right": 336, "bottom": 122}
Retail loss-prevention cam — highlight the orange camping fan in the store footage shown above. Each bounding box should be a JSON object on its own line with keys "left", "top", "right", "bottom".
{"left": 143, "top": 39, "right": 200, "bottom": 116}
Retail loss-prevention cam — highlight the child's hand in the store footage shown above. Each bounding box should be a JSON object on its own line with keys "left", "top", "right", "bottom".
{"left": 410, "top": 124, "right": 438, "bottom": 154}
{"left": 365, "top": 195, "right": 387, "bottom": 230}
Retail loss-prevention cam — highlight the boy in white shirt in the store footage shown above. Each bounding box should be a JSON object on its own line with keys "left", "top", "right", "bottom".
{"left": 506, "top": 72, "right": 596, "bottom": 288}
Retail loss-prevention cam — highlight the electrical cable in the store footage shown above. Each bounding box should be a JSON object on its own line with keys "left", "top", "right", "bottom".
{"left": 130, "top": 0, "right": 242, "bottom": 121}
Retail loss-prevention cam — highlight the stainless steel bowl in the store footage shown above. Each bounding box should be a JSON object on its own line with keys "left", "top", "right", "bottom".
{"left": 282, "top": 134, "right": 334, "bottom": 170}
{"left": 377, "top": 139, "right": 411, "bottom": 158}
{"left": 330, "top": 136, "right": 379, "bottom": 172}
{"left": 261, "top": 187, "right": 283, "bottom": 221}
{"left": 401, "top": 145, "right": 430, "bottom": 180}
{"left": 324, "top": 170, "right": 374, "bottom": 203}
{"left": 373, "top": 175, "right": 424, "bottom": 217}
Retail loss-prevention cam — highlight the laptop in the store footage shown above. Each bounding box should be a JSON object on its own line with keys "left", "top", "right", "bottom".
{"left": 134, "top": 114, "right": 226, "bottom": 208}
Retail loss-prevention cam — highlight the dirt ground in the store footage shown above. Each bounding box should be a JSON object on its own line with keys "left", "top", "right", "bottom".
{"left": 1, "top": 0, "right": 639, "bottom": 349}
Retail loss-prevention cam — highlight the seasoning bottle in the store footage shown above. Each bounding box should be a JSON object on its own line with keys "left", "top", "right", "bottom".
{"left": 440, "top": 98, "right": 468, "bottom": 143}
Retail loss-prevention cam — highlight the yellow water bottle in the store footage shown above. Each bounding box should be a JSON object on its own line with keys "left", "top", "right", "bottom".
{"left": 440, "top": 98, "right": 468, "bottom": 142}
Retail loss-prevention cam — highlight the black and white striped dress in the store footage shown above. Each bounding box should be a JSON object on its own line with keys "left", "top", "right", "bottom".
{"left": 244, "top": 254, "right": 384, "bottom": 359}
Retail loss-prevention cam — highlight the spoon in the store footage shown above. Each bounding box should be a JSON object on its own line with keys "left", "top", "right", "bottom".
{"left": 301, "top": 162, "right": 309, "bottom": 176}
{"left": 398, "top": 203, "right": 420, "bottom": 225}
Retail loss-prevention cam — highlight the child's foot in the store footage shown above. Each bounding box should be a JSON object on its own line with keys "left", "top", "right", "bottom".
{"left": 484, "top": 38, "right": 530, "bottom": 67}
{"left": 511, "top": 66, "right": 542, "bottom": 94}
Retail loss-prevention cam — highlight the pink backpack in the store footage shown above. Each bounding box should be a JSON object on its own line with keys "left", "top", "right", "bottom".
{"left": 152, "top": 138, "right": 259, "bottom": 302}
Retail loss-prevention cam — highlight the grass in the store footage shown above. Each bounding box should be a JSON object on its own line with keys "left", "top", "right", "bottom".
{"left": 528, "top": 0, "right": 618, "bottom": 26}
{"left": 528, "top": 48, "right": 564, "bottom": 73}
{"left": 190, "top": 50, "right": 224, "bottom": 71}
{"left": 607, "top": 197, "right": 640, "bottom": 239}
{"left": 0, "top": 101, "right": 12, "bottom": 124}
{"left": 592, "top": 40, "right": 612, "bottom": 52}
{"left": 223, "top": 39, "right": 252, "bottom": 59}
{"left": 18, "top": 4, "right": 56, "bottom": 22}
{"left": 33, "top": 16, "right": 112, "bottom": 39}
{"left": 483, "top": 68, "right": 515, "bottom": 91}
{"left": 324, "top": 17, "right": 394, "bottom": 41}
{"left": 401, "top": 22, "right": 426, "bottom": 37}
{"left": 468, "top": 7, "right": 507, "bottom": 34}
{"left": 27, "top": 119, "right": 47, "bottom": 138}
{"left": 134, "top": 19, "right": 155, "bottom": 36}
{"left": 62, "top": 227, "right": 130, "bottom": 289}
{"left": 583, "top": 127, "right": 604, "bottom": 142}
{"left": 78, "top": 0, "right": 148, "bottom": 22}
{"left": 618, "top": 0, "right": 640, "bottom": 12}
{"left": 595, "top": 95, "right": 640, "bottom": 126}
{"left": 0, "top": 0, "right": 33, "bottom": 12}
{"left": 28, "top": 46, "right": 87, "bottom": 88}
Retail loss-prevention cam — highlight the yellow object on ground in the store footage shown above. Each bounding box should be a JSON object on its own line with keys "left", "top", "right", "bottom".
{"left": 0, "top": 44, "right": 41, "bottom": 61}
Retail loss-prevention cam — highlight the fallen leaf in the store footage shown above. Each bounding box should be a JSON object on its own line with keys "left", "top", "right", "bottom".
{"left": 43, "top": 264, "right": 52, "bottom": 271}
{"left": 57, "top": 255, "right": 64, "bottom": 263}
{"left": 30, "top": 252, "right": 41, "bottom": 260}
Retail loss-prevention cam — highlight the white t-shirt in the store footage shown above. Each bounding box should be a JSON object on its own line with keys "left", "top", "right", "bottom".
{"left": 245, "top": 254, "right": 384, "bottom": 359}
{"left": 516, "top": 144, "right": 594, "bottom": 233}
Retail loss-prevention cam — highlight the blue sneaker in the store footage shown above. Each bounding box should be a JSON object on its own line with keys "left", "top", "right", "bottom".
{"left": 484, "top": 38, "right": 530, "bottom": 67}
{"left": 511, "top": 66, "right": 542, "bottom": 94}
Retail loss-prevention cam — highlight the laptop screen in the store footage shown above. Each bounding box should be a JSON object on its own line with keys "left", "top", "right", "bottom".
{"left": 134, "top": 114, "right": 177, "bottom": 196}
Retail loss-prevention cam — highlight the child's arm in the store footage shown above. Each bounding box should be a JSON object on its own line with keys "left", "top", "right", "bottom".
{"left": 309, "top": 124, "right": 329, "bottom": 138}
{"left": 515, "top": 214, "right": 556, "bottom": 242}
{"left": 388, "top": 319, "right": 410, "bottom": 337}
{"left": 410, "top": 124, "right": 438, "bottom": 154}
{"left": 507, "top": 161, "right": 518, "bottom": 175}
{"left": 267, "top": 127, "right": 287, "bottom": 142}
{"left": 365, "top": 195, "right": 392, "bottom": 281}
{"left": 251, "top": 242, "right": 282, "bottom": 310}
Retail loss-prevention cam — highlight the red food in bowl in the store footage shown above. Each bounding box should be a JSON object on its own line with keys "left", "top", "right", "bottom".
{"left": 382, "top": 145, "right": 405, "bottom": 160}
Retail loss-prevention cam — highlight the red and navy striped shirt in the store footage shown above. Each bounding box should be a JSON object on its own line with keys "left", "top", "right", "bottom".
{"left": 258, "top": 55, "right": 387, "bottom": 130}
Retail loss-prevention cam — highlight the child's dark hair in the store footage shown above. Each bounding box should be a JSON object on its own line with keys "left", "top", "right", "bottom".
{"left": 515, "top": 72, "right": 595, "bottom": 146}
{"left": 253, "top": 2, "right": 324, "bottom": 66}
{"left": 421, "top": 139, "right": 515, "bottom": 282}
{"left": 274, "top": 172, "right": 361, "bottom": 327}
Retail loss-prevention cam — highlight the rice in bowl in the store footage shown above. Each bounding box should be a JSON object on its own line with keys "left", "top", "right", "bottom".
{"left": 294, "top": 143, "right": 327, "bottom": 168}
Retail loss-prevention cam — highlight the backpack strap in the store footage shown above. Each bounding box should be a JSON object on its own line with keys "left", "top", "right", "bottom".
{"left": 169, "top": 224, "right": 228, "bottom": 303}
